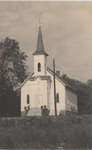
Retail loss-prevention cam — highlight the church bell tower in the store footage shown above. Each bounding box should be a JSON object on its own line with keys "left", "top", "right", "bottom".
{"left": 33, "top": 26, "right": 48, "bottom": 76}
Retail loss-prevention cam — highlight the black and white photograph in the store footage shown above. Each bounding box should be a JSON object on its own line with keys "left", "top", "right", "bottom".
{"left": 0, "top": 1, "right": 92, "bottom": 149}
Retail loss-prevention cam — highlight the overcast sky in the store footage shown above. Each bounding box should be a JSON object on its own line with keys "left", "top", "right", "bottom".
{"left": 0, "top": 2, "right": 92, "bottom": 82}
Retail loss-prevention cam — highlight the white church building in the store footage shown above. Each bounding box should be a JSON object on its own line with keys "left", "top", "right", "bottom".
{"left": 21, "top": 27, "right": 78, "bottom": 116}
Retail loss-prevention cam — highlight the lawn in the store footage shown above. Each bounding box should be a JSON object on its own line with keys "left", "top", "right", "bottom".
{"left": 0, "top": 114, "right": 92, "bottom": 149}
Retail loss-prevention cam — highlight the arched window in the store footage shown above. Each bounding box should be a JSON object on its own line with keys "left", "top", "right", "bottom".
{"left": 38, "top": 63, "right": 41, "bottom": 72}
{"left": 27, "top": 94, "right": 30, "bottom": 104}
{"left": 56, "top": 93, "right": 59, "bottom": 103}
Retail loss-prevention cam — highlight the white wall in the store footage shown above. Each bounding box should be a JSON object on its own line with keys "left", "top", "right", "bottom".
{"left": 65, "top": 88, "right": 78, "bottom": 112}
{"left": 47, "top": 71, "right": 78, "bottom": 115}
{"left": 21, "top": 70, "right": 78, "bottom": 115}
{"left": 47, "top": 71, "right": 66, "bottom": 115}
{"left": 34, "top": 55, "right": 47, "bottom": 76}
{"left": 21, "top": 78, "right": 48, "bottom": 112}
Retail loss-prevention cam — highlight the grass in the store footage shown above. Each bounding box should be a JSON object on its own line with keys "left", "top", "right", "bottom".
{"left": 0, "top": 114, "right": 92, "bottom": 148}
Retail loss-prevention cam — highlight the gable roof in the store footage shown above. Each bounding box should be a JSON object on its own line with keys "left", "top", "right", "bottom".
{"left": 16, "top": 67, "right": 76, "bottom": 94}
{"left": 14, "top": 72, "right": 34, "bottom": 91}
{"left": 47, "top": 67, "right": 65, "bottom": 86}
{"left": 47, "top": 67, "right": 77, "bottom": 94}
{"left": 15, "top": 73, "right": 51, "bottom": 90}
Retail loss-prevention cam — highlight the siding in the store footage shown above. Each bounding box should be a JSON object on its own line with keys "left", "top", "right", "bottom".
{"left": 47, "top": 71, "right": 66, "bottom": 115}
{"left": 65, "top": 88, "right": 78, "bottom": 112}
{"left": 21, "top": 78, "right": 48, "bottom": 112}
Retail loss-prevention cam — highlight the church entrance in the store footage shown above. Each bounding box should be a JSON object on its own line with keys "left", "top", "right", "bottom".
{"left": 27, "top": 94, "right": 43, "bottom": 116}
{"left": 36, "top": 95, "right": 43, "bottom": 108}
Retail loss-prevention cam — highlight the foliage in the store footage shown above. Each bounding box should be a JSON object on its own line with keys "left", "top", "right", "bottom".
{"left": 0, "top": 37, "right": 28, "bottom": 91}
{"left": 87, "top": 79, "right": 92, "bottom": 88}
{"left": 0, "top": 37, "right": 28, "bottom": 116}
{"left": 61, "top": 74, "right": 92, "bottom": 114}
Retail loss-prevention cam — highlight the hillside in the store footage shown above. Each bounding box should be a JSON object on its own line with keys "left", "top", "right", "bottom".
{"left": 0, "top": 115, "right": 92, "bottom": 149}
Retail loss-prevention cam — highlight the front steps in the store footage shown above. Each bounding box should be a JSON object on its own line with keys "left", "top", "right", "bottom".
{"left": 23, "top": 108, "right": 41, "bottom": 116}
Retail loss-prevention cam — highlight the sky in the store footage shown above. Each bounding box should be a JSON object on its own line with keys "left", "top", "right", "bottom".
{"left": 0, "top": 2, "right": 92, "bottom": 82}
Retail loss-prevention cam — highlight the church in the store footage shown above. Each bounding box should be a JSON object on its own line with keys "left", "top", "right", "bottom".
{"left": 21, "top": 27, "right": 78, "bottom": 116}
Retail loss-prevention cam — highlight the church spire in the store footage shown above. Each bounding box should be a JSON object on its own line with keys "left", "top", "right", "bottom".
{"left": 33, "top": 26, "right": 48, "bottom": 56}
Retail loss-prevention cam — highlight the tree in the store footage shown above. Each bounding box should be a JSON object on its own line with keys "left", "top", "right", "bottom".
{"left": 87, "top": 80, "right": 92, "bottom": 88}
{"left": 61, "top": 74, "right": 92, "bottom": 114}
{"left": 0, "top": 37, "right": 28, "bottom": 91}
{"left": 0, "top": 37, "right": 28, "bottom": 116}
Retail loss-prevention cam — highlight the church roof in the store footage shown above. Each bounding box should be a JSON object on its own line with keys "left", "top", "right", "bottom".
{"left": 16, "top": 67, "right": 76, "bottom": 94}
{"left": 32, "top": 26, "right": 48, "bottom": 56}
{"left": 47, "top": 67, "right": 77, "bottom": 94}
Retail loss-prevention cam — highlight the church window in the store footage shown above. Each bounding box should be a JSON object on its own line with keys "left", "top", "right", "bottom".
{"left": 38, "top": 63, "right": 41, "bottom": 72}
{"left": 27, "top": 94, "right": 30, "bottom": 104}
{"left": 56, "top": 93, "right": 59, "bottom": 103}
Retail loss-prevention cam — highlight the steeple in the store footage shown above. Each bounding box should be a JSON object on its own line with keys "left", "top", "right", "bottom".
{"left": 33, "top": 26, "right": 48, "bottom": 56}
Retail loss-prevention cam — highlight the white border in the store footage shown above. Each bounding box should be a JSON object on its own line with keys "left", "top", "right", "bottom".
{"left": 0, "top": 0, "right": 91, "bottom": 2}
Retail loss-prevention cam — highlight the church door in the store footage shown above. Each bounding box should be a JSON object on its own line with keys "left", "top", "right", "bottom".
{"left": 37, "top": 95, "right": 43, "bottom": 107}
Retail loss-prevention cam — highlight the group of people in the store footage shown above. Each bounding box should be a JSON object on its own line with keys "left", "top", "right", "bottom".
{"left": 24, "top": 105, "right": 50, "bottom": 116}
{"left": 41, "top": 105, "right": 50, "bottom": 116}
